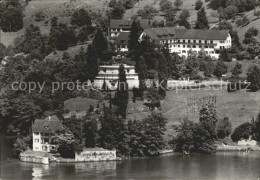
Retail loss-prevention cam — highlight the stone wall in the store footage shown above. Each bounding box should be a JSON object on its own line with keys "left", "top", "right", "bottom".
{"left": 75, "top": 148, "right": 117, "bottom": 162}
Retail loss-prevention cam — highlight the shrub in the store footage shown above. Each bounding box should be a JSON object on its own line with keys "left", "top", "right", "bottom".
{"left": 231, "top": 122, "right": 254, "bottom": 142}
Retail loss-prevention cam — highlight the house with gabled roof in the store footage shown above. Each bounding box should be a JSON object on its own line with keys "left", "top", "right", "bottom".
{"left": 114, "top": 32, "right": 130, "bottom": 52}
{"left": 140, "top": 27, "right": 232, "bottom": 59}
{"left": 32, "top": 115, "right": 63, "bottom": 152}
{"left": 109, "top": 19, "right": 150, "bottom": 38}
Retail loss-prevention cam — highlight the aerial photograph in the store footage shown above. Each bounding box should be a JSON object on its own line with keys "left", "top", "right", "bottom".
{"left": 0, "top": 0, "right": 260, "bottom": 179}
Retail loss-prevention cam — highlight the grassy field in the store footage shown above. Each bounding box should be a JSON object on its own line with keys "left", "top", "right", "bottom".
{"left": 162, "top": 88, "right": 260, "bottom": 132}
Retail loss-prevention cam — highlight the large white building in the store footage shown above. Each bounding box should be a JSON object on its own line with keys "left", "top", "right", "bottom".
{"left": 140, "top": 27, "right": 232, "bottom": 59}
{"left": 32, "top": 115, "right": 63, "bottom": 152}
{"left": 94, "top": 64, "right": 139, "bottom": 90}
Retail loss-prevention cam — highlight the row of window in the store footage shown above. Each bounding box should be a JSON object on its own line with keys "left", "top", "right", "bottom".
{"left": 34, "top": 138, "right": 49, "bottom": 143}
{"left": 161, "top": 39, "right": 217, "bottom": 44}
{"left": 180, "top": 50, "right": 216, "bottom": 54}
{"left": 169, "top": 44, "right": 215, "bottom": 49}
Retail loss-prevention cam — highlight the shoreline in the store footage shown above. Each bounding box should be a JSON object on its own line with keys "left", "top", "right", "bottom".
{"left": 19, "top": 145, "right": 260, "bottom": 164}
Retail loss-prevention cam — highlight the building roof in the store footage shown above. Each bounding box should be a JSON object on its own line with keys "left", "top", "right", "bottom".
{"left": 143, "top": 27, "right": 230, "bottom": 41}
{"left": 114, "top": 32, "right": 130, "bottom": 45}
{"left": 110, "top": 19, "right": 150, "bottom": 29}
{"left": 32, "top": 115, "right": 63, "bottom": 133}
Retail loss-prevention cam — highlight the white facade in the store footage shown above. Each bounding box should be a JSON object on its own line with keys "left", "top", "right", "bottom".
{"left": 115, "top": 44, "right": 129, "bottom": 52}
{"left": 32, "top": 132, "right": 57, "bottom": 152}
{"left": 110, "top": 28, "right": 130, "bottom": 38}
{"left": 140, "top": 28, "right": 232, "bottom": 60}
{"left": 94, "top": 64, "right": 139, "bottom": 90}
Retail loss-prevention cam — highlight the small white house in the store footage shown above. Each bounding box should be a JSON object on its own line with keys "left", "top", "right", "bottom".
{"left": 32, "top": 115, "right": 63, "bottom": 152}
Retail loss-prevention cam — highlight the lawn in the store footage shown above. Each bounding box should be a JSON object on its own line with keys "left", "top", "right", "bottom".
{"left": 162, "top": 88, "right": 260, "bottom": 133}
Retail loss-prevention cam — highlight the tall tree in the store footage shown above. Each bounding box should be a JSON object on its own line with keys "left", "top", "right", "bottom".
{"left": 158, "top": 53, "right": 168, "bottom": 99}
{"left": 92, "top": 28, "right": 108, "bottom": 56}
{"left": 142, "top": 113, "right": 167, "bottom": 156}
{"left": 194, "top": 7, "right": 209, "bottom": 29}
{"left": 128, "top": 21, "right": 142, "bottom": 51}
{"left": 99, "top": 107, "right": 129, "bottom": 156}
{"left": 86, "top": 44, "right": 99, "bottom": 82}
{"left": 247, "top": 65, "right": 260, "bottom": 92}
{"left": 136, "top": 56, "right": 147, "bottom": 97}
{"left": 114, "top": 64, "right": 129, "bottom": 119}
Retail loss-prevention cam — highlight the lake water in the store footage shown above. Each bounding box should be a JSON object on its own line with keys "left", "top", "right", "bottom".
{"left": 1, "top": 135, "right": 260, "bottom": 180}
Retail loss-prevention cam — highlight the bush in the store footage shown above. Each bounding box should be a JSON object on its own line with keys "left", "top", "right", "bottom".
{"left": 13, "top": 135, "right": 31, "bottom": 157}
{"left": 231, "top": 122, "right": 254, "bottom": 142}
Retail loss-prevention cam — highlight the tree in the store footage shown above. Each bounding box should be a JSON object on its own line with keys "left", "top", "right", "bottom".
{"left": 243, "top": 27, "right": 258, "bottom": 44}
{"left": 63, "top": 116, "right": 84, "bottom": 143}
{"left": 127, "top": 120, "right": 144, "bottom": 157}
{"left": 110, "top": 1, "right": 126, "bottom": 19}
{"left": 194, "top": 7, "right": 209, "bottom": 29}
{"left": 84, "top": 116, "right": 98, "bottom": 148}
{"left": 141, "top": 113, "right": 167, "bottom": 156}
{"left": 136, "top": 56, "right": 147, "bottom": 97}
{"left": 0, "top": 0, "right": 24, "bottom": 32}
{"left": 195, "top": 0, "right": 203, "bottom": 10}
{"left": 108, "top": 0, "right": 117, "bottom": 7}
{"left": 219, "top": 49, "right": 231, "bottom": 62}
{"left": 128, "top": 21, "right": 142, "bottom": 51}
{"left": 174, "top": 0, "right": 183, "bottom": 10}
{"left": 158, "top": 53, "right": 168, "bottom": 99}
{"left": 193, "top": 104, "right": 218, "bottom": 153}
{"left": 71, "top": 8, "right": 92, "bottom": 27}
{"left": 208, "top": 0, "right": 228, "bottom": 10}
{"left": 247, "top": 65, "right": 260, "bottom": 91}
{"left": 216, "top": 117, "right": 232, "bottom": 139}
{"left": 114, "top": 64, "right": 129, "bottom": 119}
{"left": 179, "top": 9, "right": 191, "bottom": 29}
{"left": 254, "top": 112, "right": 260, "bottom": 142}
{"left": 173, "top": 118, "right": 196, "bottom": 153}
{"left": 92, "top": 28, "right": 108, "bottom": 56}
{"left": 137, "top": 5, "right": 159, "bottom": 18}
{"left": 99, "top": 107, "right": 129, "bottom": 156}
{"left": 231, "top": 122, "right": 254, "bottom": 142}
{"left": 213, "top": 60, "right": 227, "bottom": 78}
{"left": 0, "top": 43, "right": 6, "bottom": 61}
{"left": 48, "top": 23, "right": 77, "bottom": 51}
{"left": 51, "top": 16, "right": 58, "bottom": 27}
{"left": 231, "top": 63, "right": 242, "bottom": 77}
{"left": 86, "top": 44, "right": 99, "bottom": 82}
{"left": 144, "top": 86, "right": 161, "bottom": 110}
{"left": 13, "top": 135, "right": 31, "bottom": 157}
{"left": 51, "top": 131, "right": 83, "bottom": 158}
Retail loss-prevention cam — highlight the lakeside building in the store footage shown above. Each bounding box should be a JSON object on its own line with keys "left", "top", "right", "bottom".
{"left": 32, "top": 115, "right": 63, "bottom": 152}
{"left": 140, "top": 27, "right": 232, "bottom": 59}
{"left": 94, "top": 64, "right": 139, "bottom": 90}
{"left": 109, "top": 19, "right": 150, "bottom": 38}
